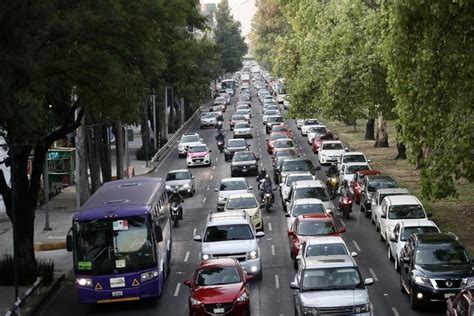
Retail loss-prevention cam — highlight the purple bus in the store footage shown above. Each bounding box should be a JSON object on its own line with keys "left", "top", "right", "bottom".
{"left": 66, "top": 177, "right": 171, "bottom": 304}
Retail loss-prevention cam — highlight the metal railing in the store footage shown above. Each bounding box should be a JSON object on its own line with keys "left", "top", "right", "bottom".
{"left": 5, "top": 277, "right": 42, "bottom": 316}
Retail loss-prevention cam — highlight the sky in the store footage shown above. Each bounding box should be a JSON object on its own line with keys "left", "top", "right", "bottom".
{"left": 201, "top": 0, "right": 256, "bottom": 39}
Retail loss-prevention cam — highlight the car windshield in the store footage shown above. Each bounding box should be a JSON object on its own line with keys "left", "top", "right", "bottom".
{"left": 235, "top": 122, "right": 250, "bottom": 129}
{"left": 343, "top": 155, "right": 366, "bottom": 163}
{"left": 292, "top": 204, "right": 325, "bottom": 217}
{"left": 309, "top": 127, "right": 327, "bottom": 134}
{"left": 188, "top": 145, "right": 207, "bottom": 153}
{"left": 368, "top": 179, "right": 397, "bottom": 192}
{"left": 201, "top": 113, "right": 213, "bottom": 118}
{"left": 272, "top": 126, "right": 287, "bottom": 132}
{"left": 388, "top": 204, "right": 425, "bottom": 219}
{"left": 275, "top": 149, "right": 297, "bottom": 158}
{"left": 322, "top": 143, "right": 344, "bottom": 150}
{"left": 294, "top": 187, "right": 330, "bottom": 201}
{"left": 220, "top": 181, "right": 247, "bottom": 191}
{"left": 166, "top": 172, "right": 190, "bottom": 181}
{"left": 268, "top": 116, "right": 283, "bottom": 123}
{"left": 232, "top": 115, "right": 245, "bottom": 121}
{"left": 204, "top": 224, "right": 254, "bottom": 242}
{"left": 301, "top": 267, "right": 362, "bottom": 290}
{"left": 181, "top": 135, "right": 200, "bottom": 143}
{"left": 196, "top": 266, "right": 242, "bottom": 286}
{"left": 286, "top": 175, "right": 313, "bottom": 186}
{"left": 275, "top": 140, "right": 294, "bottom": 148}
{"left": 226, "top": 197, "right": 257, "bottom": 209}
{"left": 270, "top": 134, "right": 288, "bottom": 141}
{"left": 236, "top": 109, "right": 250, "bottom": 114}
{"left": 282, "top": 160, "right": 313, "bottom": 172}
{"left": 297, "top": 221, "right": 336, "bottom": 236}
{"left": 304, "top": 120, "right": 319, "bottom": 125}
{"left": 346, "top": 165, "right": 370, "bottom": 174}
{"left": 306, "top": 243, "right": 349, "bottom": 257}
{"left": 400, "top": 226, "right": 439, "bottom": 241}
{"left": 233, "top": 153, "right": 255, "bottom": 162}
{"left": 74, "top": 215, "right": 155, "bottom": 275}
{"left": 228, "top": 139, "right": 246, "bottom": 147}
{"left": 264, "top": 110, "right": 279, "bottom": 116}
{"left": 416, "top": 245, "right": 471, "bottom": 265}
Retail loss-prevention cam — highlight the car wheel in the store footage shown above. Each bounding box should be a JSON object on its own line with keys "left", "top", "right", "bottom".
{"left": 380, "top": 232, "right": 385, "bottom": 241}
{"left": 394, "top": 256, "right": 400, "bottom": 272}
{"left": 387, "top": 245, "right": 394, "bottom": 261}
{"left": 400, "top": 274, "right": 406, "bottom": 294}
{"left": 375, "top": 222, "right": 380, "bottom": 232}
{"left": 254, "top": 270, "right": 262, "bottom": 280}
{"left": 365, "top": 210, "right": 371, "bottom": 218}
{"left": 190, "top": 189, "right": 195, "bottom": 197}
{"left": 231, "top": 171, "right": 235, "bottom": 177}
{"left": 410, "top": 288, "right": 420, "bottom": 310}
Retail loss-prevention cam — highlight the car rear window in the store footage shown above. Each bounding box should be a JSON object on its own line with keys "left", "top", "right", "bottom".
{"left": 306, "top": 243, "right": 348, "bottom": 257}
{"left": 228, "top": 139, "right": 246, "bottom": 147}
{"left": 416, "top": 245, "right": 470, "bottom": 265}
{"left": 181, "top": 135, "right": 200, "bottom": 143}
{"left": 294, "top": 187, "right": 330, "bottom": 201}
{"left": 196, "top": 267, "right": 241, "bottom": 286}
{"left": 282, "top": 160, "right": 313, "bottom": 172}
{"left": 297, "top": 221, "right": 336, "bottom": 236}
{"left": 226, "top": 197, "right": 257, "bottom": 209}
{"left": 388, "top": 204, "right": 425, "bottom": 219}
{"left": 166, "top": 172, "right": 190, "bottom": 181}
{"left": 400, "top": 226, "right": 439, "bottom": 241}
{"left": 233, "top": 152, "right": 255, "bottom": 162}
{"left": 220, "top": 180, "right": 247, "bottom": 191}
{"left": 343, "top": 155, "right": 366, "bottom": 163}
{"left": 204, "top": 224, "right": 253, "bottom": 242}
{"left": 322, "top": 143, "right": 344, "bottom": 150}
{"left": 292, "top": 204, "right": 325, "bottom": 217}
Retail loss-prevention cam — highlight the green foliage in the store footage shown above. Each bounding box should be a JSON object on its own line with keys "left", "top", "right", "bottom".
{"left": 214, "top": 0, "right": 248, "bottom": 73}
{"left": 0, "top": 254, "right": 54, "bottom": 285}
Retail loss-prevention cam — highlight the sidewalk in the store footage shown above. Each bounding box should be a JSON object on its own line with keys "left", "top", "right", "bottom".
{"left": 0, "top": 126, "right": 159, "bottom": 314}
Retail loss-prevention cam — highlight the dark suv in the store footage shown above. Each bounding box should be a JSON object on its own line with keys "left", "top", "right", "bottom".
{"left": 360, "top": 174, "right": 397, "bottom": 217}
{"left": 399, "top": 233, "right": 473, "bottom": 309}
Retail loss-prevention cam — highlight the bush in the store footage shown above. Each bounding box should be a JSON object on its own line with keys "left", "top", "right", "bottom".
{"left": 0, "top": 255, "right": 55, "bottom": 286}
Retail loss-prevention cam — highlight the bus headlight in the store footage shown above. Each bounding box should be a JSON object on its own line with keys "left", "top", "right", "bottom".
{"left": 76, "top": 278, "right": 93, "bottom": 287}
{"left": 202, "top": 254, "right": 210, "bottom": 260}
{"left": 141, "top": 270, "right": 159, "bottom": 282}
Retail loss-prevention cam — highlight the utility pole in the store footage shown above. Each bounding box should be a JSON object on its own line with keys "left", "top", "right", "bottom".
{"left": 152, "top": 89, "right": 157, "bottom": 151}
{"left": 43, "top": 152, "right": 51, "bottom": 231}
{"left": 115, "top": 120, "right": 124, "bottom": 179}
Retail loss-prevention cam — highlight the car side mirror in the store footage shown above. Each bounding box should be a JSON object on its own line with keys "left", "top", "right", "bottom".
{"left": 364, "top": 278, "right": 374, "bottom": 286}
{"left": 256, "top": 156, "right": 261, "bottom": 161}
{"left": 214, "top": 188, "right": 218, "bottom": 192}
{"left": 338, "top": 227, "right": 347, "bottom": 234}
{"left": 344, "top": 147, "right": 349, "bottom": 151}
{"left": 193, "top": 235, "right": 202, "bottom": 242}
{"left": 192, "top": 176, "right": 195, "bottom": 179}
{"left": 181, "top": 199, "right": 185, "bottom": 203}
{"left": 200, "top": 138, "right": 203, "bottom": 142}
{"left": 290, "top": 281, "right": 299, "bottom": 289}
{"left": 279, "top": 183, "right": 283, "bottom": 187}
{"left": 351, "top": 252, "right": 357, "bottom": 257}
{"left": 66, "top": 232, "right": 73, "bottom": 252}
{"left": 259, "top": 204, "right": 265, "bottom": 209}
{"left": 183, "top": 280, "right": 192, "bottom": 287}
{"left": 296, "top": 255, "right": 302, "bottom": 261}
{"left": 367, "top": 159, "right": 372, "bottom": 163}
{"left": 208, "top": 150, "right": 212, "bottom": 152}
{"left": 255, "top": 231, "right": 265, "bottom": 238}
{"left": 177, "top": 140, "right": 180, "bottom": 143}
{"left": 285, "top": 213, "right": 290, "bottom": 217}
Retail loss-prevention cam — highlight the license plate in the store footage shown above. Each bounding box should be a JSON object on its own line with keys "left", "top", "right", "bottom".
{"left": 444, "top": 293, "right": 455, "bottom": 299}
{"left": 213, "top": 308, "right": 225, "bottom": 313}
{"left": 196, "top": 159, "right": 203, "bottom": 162}
{"left": 242, "top": 169, "right": 247, "bottom": 172}
{"left": 110, "top": 277, "right": 125, "bottom": 288}
{"left": 112, "top": 291, "right": 123, "bottom": 297}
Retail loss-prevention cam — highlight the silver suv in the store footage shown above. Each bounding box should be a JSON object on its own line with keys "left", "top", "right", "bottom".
{"left": 291, "top": 255, "right": 374, "bottom": 315}
{"left": 193, "top": 211, "right": 265, "bottom": 279}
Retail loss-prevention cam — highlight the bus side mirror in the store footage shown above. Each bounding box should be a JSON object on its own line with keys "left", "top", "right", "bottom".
{"left": 155, "top": 226, "right": 163, "bottom": 243}
{"left": 66, "top": 234, "right": 73, "bottom": 252}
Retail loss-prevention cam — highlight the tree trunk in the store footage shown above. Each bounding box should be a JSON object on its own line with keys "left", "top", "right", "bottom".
{"left": 77, "top": 115, "right": 90, "bottom": 204}
{"left": 115, "top": 121, "right": 124, "bottom": 179}
{"left": 168, "top": 88, "right": 175, "bottom": 133}
{"left": 365, "top": 119, "right": 375, "bottom": 140}
{"left": 395, "top": 142, "right": 407, "bottom": 159}
{"left": 100, "top": 125, "right": 112, "bottom": 182}
{"left": 374, "top": 113, "right": 389, "bottom": 148}
{"left": 88, "top": 122, "right": 102, "bottom": 193}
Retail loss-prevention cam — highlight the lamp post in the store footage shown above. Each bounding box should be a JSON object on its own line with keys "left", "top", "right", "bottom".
{"left": 10, "top": 144, "right": 19, "bottom": 301}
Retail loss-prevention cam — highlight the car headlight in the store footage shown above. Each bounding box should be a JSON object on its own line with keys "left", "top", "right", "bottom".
{"left": 141, "top": 270, "right": 159, "bottom": 282}
{"left": 301, "top": 306, "right": 318, "bottom": 316}
{"left": 75, "top": 278, "right": 93, "bottom": 287}
{"left": 236, "top": 292, "right": 249, "bottom": 302}
{"left": 218, "top": 196, "right": 226, "bottom": 202}
{"left": 414, "top": 276, "right": 433, "bottom": 288}
{"left": 202, "top": 254, "right": 210, "bottom": 260}
{"left": 329, "top": 178, "right": 337, "bottom": 185}
{"left": 182, "top": 183, "right": 190, "bottom": 189}
{"left": 190, "top": 297, "right": 202, "bottom": 306}
{"left": 354, "top": 303, "right": 370, "bottom": 313}
{"left": 248, "top": 249, "right": 258, "bottom": 259}
{"left": 166, "top": 185, "right": 172, "bottom": 191}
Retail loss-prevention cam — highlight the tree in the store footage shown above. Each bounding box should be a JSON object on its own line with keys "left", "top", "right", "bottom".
{"left": 382, "top": 0, "right": 474, "bottom": 198}
{"left": 214, "top": 0, "right": 248, "bottom": 74}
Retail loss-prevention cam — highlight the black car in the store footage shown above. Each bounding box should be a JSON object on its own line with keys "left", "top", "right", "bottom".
{"left": 274, "top": 158, "right": 319, "bottom": 184}
{"left": 265, "top": 115, "right": 284, "bottom": 134}
{"left": 360, "top": 174, "right": 398, "bottom": 217}
{"left": 231, "top": 151, "right": 259, "bottom": 177}
{"left": 224, "top": 138, "right": 249, "bottom": 161}
{"left": 399, "top": 233, "right": 473, "bottom": 309}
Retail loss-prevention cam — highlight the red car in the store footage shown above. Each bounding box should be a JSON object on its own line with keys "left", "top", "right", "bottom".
{"left": 266, "top": 132, "right": 288, "bottom": 154}
{"left": 271, "top": 124, "right": 292, "bottom": 138}
{"left": 351, "top": 170, "right": 382, "bottom": 204}
{"left": 184, "top": 258, "right": 252, "bottom": 316}
{"left": 288, "top": 214, "right": 346, "bottom": 260}
{"left": 311, "top": 132, "right": 338, "bottom": 153}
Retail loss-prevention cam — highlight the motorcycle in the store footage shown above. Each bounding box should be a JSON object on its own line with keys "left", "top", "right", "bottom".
{"left": 217, "top": 139, "right": 225, "bottom": 152}
{"left": 217, "top": 120, "right": 223, "bottom": 131}
{"left": 171, "top": 201, "right": 183, "bottom": 227}
{"left": 263, "top": 191, "right": 273, "bottom": 212}
{"left": 326, "top": 174, "right": 339, "bottom": 199}
{"left": 338, "top": 191, "right": 353, "bottom": 219}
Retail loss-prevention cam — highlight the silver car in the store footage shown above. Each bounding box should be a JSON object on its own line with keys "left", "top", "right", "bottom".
{"left": 165, "top": 169, "right": 195, "bottom": 196}
{"left": 215, "top": 177, "right": 253, "bottom": 211}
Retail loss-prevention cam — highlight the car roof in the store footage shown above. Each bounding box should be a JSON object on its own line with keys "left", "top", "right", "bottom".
{"left": 199, "top": 258, "right": 239, "bottom": 269}
{"left": 227, "top": 193, "right": 256, "bottom": 199}
{"left": 397, "top": 219, "right": 438, "bottom": 229}
{"left": 293, "top": 180, "right": 325, "bottom": 188}
{"left": 221, "top": 177, "right": 246, "bottom": 183}
{"left": 321, "top": 140, "right": 343, "bottom": 144}
{"left": 376, "top": 188, "right": 410, "bottom": 195}
{"left": 293, "top": 198, "right": 324, "bottom": 205}
{"left": 207, "top": 211, "right": 252, "bottom": 226}
{"left": 304, "top": 236, "right": 346, "bottom": 245}
{"left": 344, "top": 162, "right": 370, "bottom": 167}
{"left": 385, "top": 195, "right": 421, "bottom": 205}
{"left": 168, "top": 169, "right": 189, "bottom": 174}
{"left": 366, "top": 175, "right": 396, "bottom": 182}
{"left": 287, "top": 173, "right": 312, "bottom": 179}
{"left": 303, "top": 255, "right": 355, "bottom": 269}
{"left": 188, "top": 144, "right": 207, "bottom": 148}
{"left": 343, "top": 151, "right": 365, "bottom": 156}
{"left": 416, "top": 233, "right": 458, "bottom": 245}
{"left": 282, "top": 157, "right": 310, "bottom": 163}
{"left": 274, "top": 138, "right": 293, "bottom": 143}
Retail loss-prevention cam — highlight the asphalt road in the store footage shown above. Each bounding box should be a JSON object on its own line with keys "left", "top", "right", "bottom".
{"left": 36, "top": 91, "right": 445, "bottom": 315}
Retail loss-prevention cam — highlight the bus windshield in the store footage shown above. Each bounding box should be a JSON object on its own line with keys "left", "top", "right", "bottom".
{"left": 74, "top": 214, "right": 156, "bottom": 275}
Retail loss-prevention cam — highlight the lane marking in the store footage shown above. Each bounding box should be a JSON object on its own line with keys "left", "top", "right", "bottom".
{"left": 184, "top": 251, "right": 190, "bottom": 262}
{"left": 212, "top": 166, "right": 216, "bottom": 170}
{"left": 391, "top": 307, "right": 399, "bottom": 316}
{"left": 193, "top": 228, "right": 197, "bottom": 237}
{"left": 275, "top": 274, "right": 280, "bottom": 289}
{"left": 210, "top": 175, "right": 214, "bottom": 180}
{"left": 271, "top": 245, "right": 275, "bottom": 256}
{"left": 202, "top": 197, "right": 207, "bottom": 204}
{"left": 173, "top": 282, "right": 181, "bottom": 296}
{"left": 368, "top": 268, "right": 379, "bottom": 282}
{"left": 340, "top": 218, "right": 346, "bottom": 227}
{"left": 268, "top": 222, "right": 272, "bottom": 231}
{"left": 215, "top": 157, "right": 218, "bottom": 162}
{"left": 352, "top": 240, "right": 361, "bottom": 252}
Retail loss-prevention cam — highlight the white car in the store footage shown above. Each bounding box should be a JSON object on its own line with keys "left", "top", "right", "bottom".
{"left": 286, "top": 198, "right": 329, "bottom": 230}
{"left": 296, "top": 119, "right": 305, "bottom": 129}
{"left": 318, "top": 140, "right": 347, "bottom": 165}
{"left": 236, "top": 104, "right": 250, "bottom": 111}
{"left": 388, "top": 220, "right": 439, "bottom": 271}
{"left": 200, "top": 112, "right": 218, "bottom": 129}
{"left": 235, "top": 109, "right": 251, "bottom": 121}
{"left": 262, "top": 110, "right": 280, "bottom": 124}
{"left": 214, "top": 96, "right": 226, "bottom": 106}
{"left": 339, "top": 162, "right": 371, "bottom": 184}
{"left": 285, "top": 180, "right": 332, "bottom": 213}
{"left": 280, "top": 173, "right": 314, "bottom": 204}
{"left": 233, "top": 122, "right": 253, "bottom": 138}
{"left": 301, "top": 119, "right": 321, "bottom": 136}
{"left": 186, "top": 144, "right": 211, "bottom": 167}
{"left": 225, "top": 88, "right": 234, "bottom": 96}
{"left": 296, "top": 236, "right": 357, "bottom": 266}
{"left": 371, "top": 188, "right": 410, "bottom": 228}
{"left": 224, "top": 193, "right": 263, "bottom": 231}
{"left": 337, "top": 152, "right": 369, "bottom": 172}
{"left": 177, "top": 133, "right": 203, "bottom": 158}
{"left": 378, "top": 195, "right": 430, "bottom": 242}
{"left": 215, "top": 178, "right": 253, "bottom": 211}
{"left": 306, "top": 125, "right": 328, "bottom": 144}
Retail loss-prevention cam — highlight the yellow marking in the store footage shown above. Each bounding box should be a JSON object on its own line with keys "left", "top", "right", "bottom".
{"left": 132, "top": 278, "right": 140, "bottom": 287}
{"left": 94, "top": 282, "right": 103, "bottom": 290}
{"left": 97, "top": 297, "right": 140, "bottom": 304}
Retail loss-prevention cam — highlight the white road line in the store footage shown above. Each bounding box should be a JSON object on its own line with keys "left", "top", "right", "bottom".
{"left": 391, "top": 307, "right": 399, "bottom": 316}
{"left": 202, "top": 197, "right": 207, "bottom": 204}
{"left": 368, "top": 268, "right": 379, "bottom": 282}
{"left": 303, "top": 152, "right": 306, "bottom": 156}
{"left": 268, "top": 223, "right": 272, "bottom": 231}
{"left": 215, "top": 157, "right": 218, "bottom": 162}
{"left": 339, "top": 218, "right": 346, "bottom": 227}
{"left": 193, "top": 228, "right": 197, "bottom": 237}
{"left": 352, "top": 240, "right": 361, "bottom": 252}
{"left": 210, "top": 175, "right": 214, "bottom": 180}
{"left": 271, "top": 245, "right": 275, "bottom": 256}
{"left": 184, "top": 251, "right": 190, "bottom": 262}
{"left": 275, "top": 274, "right": 280, "bottom": 289}
{"left": 173, "top": 282, "right": 181, "bottom": 296}
{"left": 212, "top": 166, "right": 216, "bottom": 170}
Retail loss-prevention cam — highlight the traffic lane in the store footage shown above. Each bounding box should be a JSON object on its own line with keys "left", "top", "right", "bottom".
{"left": 287, "top": 118, "right": 444, "bottom": 315}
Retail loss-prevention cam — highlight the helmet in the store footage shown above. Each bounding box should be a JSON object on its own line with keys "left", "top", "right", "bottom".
{"left": 265, "top": 174, "right": 270, "bottom": 179}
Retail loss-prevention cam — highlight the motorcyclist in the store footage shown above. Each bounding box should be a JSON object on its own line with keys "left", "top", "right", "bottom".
{"left": 169, "top": 190, "right": 183, "bottom": 220}
{"left": 259, "top": 174, "right": 274, "bottom": 203}
{"left": 338, "top": 180, "right": 351, "bottom": 197}
{"left": 257, "top": 168, "right": 267, "bottom": 182}
{"left": 326, "top": 163, "right": 339, "bottom": 177}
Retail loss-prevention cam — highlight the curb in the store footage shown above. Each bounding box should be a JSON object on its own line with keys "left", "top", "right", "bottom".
{"left": 34, "top": 241, "right": 66, "bottom": 252}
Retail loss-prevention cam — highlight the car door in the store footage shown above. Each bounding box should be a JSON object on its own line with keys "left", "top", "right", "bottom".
{"left": 371, "top": 191, "right": 380, "bottom": 223}
{"left": 293, "top": 265, "right": 304, "bottom": 315}
{"left": 400, "top": 237, "right": 414, "bottom": 287}
{"left": 378, "top": 199, "right": 389, "bottom": 235}
{"left": 389, "top": 223, "right": 401, "bottom": 259}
